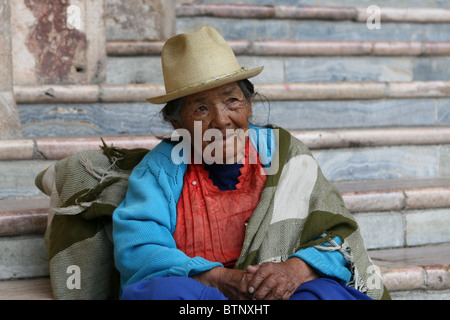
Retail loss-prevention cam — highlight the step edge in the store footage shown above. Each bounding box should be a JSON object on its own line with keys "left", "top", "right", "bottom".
{"left": 106, "top": 40, "right": 450, "bottom": 57}
{"left": 3, "top": 127, "right": 450, "bottom": 160}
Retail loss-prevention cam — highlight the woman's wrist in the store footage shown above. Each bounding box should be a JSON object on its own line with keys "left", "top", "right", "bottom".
{"left": 192, "top": 266, "right": 251, "bottom": 299}
{"left": 286, "top": 257, "right": 319, "bottom": 284}
{"left": 191, "top": 266, "right": 224, "bottom": 288}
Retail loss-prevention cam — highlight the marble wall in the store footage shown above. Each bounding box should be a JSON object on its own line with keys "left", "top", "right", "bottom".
{"left": 17, "top": 98, "right": 449, "bottom": 137}
{"left": 9, "top": 0, "right": 176, "bottom": 86}
{"left": 10, "top": 0, "right": 106, "bottom": 86}
{"left": 105, "top": 0, "right": 175, "bottom": 40}
{"left": 0, "top": 0, "right": 22, "bottom": 139}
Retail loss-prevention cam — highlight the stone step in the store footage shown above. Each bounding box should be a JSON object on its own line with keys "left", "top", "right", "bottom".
{"left": 106, "top": 39, "right": 450, "bottom": 84}
{"left": 1, "top": 177, "right": 449, "bottom": 249}
{"left": 0, "top": 278, "right": 53, "bottom": 300}
{"left": 2, "top": 177, "right": 450, "bottom": 226}
{"left": 195, "top": 0, "right": 450, "bottom": 9}
{"left": 0, "top": 234, "right": 48, "bottom": 280}
{"left": 12, "top": 82, "right": 450, "bottom": 137}
{"left": 14, "top": 82, "right": 450, "bottom": 104}
{"left": 106, "top": 54, "right": 450, "bottom": 84}
{"left": 0, "top": 178, "right": 448, "bottom": 297}
{"left": 2, "top": 129, "right": 450, "bottom": 199}
{"left": 105, "top": 2, "right": 450, "bottom": 42}
{"left": 0, "top": 243, "right": 448, "bottom": 300}
{"left": 0, "top": 198, "right": 48, "bottom": 237}
{"left": 0, "top": 197, "right": 49, "bottom": 280}
{"left": 16, "top": 98, "right": 450, "bottom": 137}
{"left": 2, "top": 127, "right": 450, "bottom": 160}
{"left": 370, "top": 244, "right": 450, "bottom": 299}
{"left": 175, "top": 6, "right": 450, "bottom": 42}
{"left": 106, "top": 39, "right": 450, "bottom": 57}
{"left": 176, "top": 18, "right": 450, "bottom": 42}
{"left": 177, "top": 4, "right": 450, "bottom": 23}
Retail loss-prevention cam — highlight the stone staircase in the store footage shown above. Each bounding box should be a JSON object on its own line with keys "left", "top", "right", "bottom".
{"left": 1, "top": 0, "right": 450, "bottom": 299}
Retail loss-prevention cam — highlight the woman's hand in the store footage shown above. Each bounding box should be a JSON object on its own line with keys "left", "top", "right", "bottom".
{"left": 246, "top": 258, "right": 319, "bottom": 300}
{"left": 192, "top": 267, "right": 253, "bottom": 300}
{"left": 192, "top": 257, "right": 319, "bottom": 300}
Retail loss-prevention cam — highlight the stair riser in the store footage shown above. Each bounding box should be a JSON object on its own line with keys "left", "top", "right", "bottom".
{"left": 17, "top": 98, "right": 450, "bottom": 137}
{"left": 391, "top": 289, "right": 450, "bottom": 300}
{"left": 176, "top": 18, "right": 450, "bottom": 42}
{"left": 314, "top": 145, "right": 447, "bottom": 182}
{"left": 0, "top": 235, "right": 49, "bottom": 280}
{"left": 356, "top": 208, "right": 450, "bottom": 249}
{"left": 0, "top": 161, "right": 53, "bottom": 200}
{"left": 2, "top": 145, "right": 450, "bottom": 200}
{"left": 106, "top": 56, "right": 450, "bottom": 84}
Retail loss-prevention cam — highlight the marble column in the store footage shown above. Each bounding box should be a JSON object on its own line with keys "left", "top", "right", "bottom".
{"left": 0, "top": 0, "right": 22, "bottom": 139}
{"left": 10, "top": 0, "right": 106, "bottom": 85}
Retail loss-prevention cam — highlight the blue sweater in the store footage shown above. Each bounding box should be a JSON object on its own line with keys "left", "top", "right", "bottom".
{"left": 112, "top": 124, "right": 351, "bottom": 294}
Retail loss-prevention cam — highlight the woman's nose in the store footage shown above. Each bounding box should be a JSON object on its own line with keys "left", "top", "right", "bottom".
{"left": 210, "top": 105, "right": 232, "bottom": 130}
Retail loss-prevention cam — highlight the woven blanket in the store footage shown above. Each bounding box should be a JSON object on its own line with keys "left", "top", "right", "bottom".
{"left": 235, "top": 127, "right": 390, "bottom": 300}
{"left": 35, "top": 141, "right": 148, "bottom": 299}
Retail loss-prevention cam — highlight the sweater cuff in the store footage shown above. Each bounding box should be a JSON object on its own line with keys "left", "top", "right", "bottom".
{"left": 168, "top": 257, "right": 223, "bottom": 278}
{"left": 289, "top": 236, "right": 352, "bottom": 284}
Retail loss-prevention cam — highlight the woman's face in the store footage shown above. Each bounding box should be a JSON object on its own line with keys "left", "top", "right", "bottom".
{"left": 171, "top": 81, "right": 252, "bottom": 164}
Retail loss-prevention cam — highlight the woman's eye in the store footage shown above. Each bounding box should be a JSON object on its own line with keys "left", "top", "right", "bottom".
{"left": 195, "top": 106, "right": 207, "bottom": 113}
{"left": 226, "top": 97, "right": 244, "bottom": 109}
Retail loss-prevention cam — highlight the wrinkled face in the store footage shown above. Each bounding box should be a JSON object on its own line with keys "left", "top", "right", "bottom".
{"left": 171, "top": 82, "right": 252, "bottom": 164}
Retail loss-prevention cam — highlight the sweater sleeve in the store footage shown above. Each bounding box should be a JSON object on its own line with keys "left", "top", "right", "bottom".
{"left": 112, "top": 144, "right": 222, "bottom": 293}
{"left": 289, "top": 236, "right": 352, "bottom": 284}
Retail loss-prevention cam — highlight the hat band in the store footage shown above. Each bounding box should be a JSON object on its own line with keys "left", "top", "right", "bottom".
{"left": 166, "top": 66, "right": 249, "bottom": 96}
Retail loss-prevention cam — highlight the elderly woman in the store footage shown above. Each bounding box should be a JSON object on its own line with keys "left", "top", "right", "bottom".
{"left": 112, "top": 26, "right": 389, "bottom": 300}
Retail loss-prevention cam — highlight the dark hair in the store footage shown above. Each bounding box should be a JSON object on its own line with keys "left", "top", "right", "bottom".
{"left": 237, "top": 79, "right": 256, "bottom": 101}
{"left": 160, "top": 96, "right": 184, "bottom": 123}
{"left": 161, "top": 79, "right": 256, "bottom": 123}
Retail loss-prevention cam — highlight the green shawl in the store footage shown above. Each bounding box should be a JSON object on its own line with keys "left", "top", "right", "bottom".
{"left": 35, "top": 141, "right": 148, "bottom": 299}
{"left": 236, "top": 127, "right": 390, "bottom": 300}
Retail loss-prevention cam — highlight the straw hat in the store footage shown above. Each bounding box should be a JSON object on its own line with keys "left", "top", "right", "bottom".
{"left": 146, "top": 26, "right": 264, "bottom": 104}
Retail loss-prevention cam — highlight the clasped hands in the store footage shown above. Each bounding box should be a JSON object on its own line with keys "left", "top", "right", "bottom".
{"left": 192, "top": 257, "right": 318, "bottom": 300}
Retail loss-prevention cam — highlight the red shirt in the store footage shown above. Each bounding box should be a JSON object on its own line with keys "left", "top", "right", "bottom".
{"left": 173, "top": 141, "right": 267, "bottom": 267}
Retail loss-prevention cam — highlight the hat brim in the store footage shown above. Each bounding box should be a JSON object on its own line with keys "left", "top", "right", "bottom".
{"left": 146, "top": 66, "right": 264, "bottom": 104}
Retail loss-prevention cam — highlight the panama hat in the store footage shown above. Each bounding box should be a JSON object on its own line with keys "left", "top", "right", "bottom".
{"left": 146, "top": 26, "right": 264, "bottom": 104}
